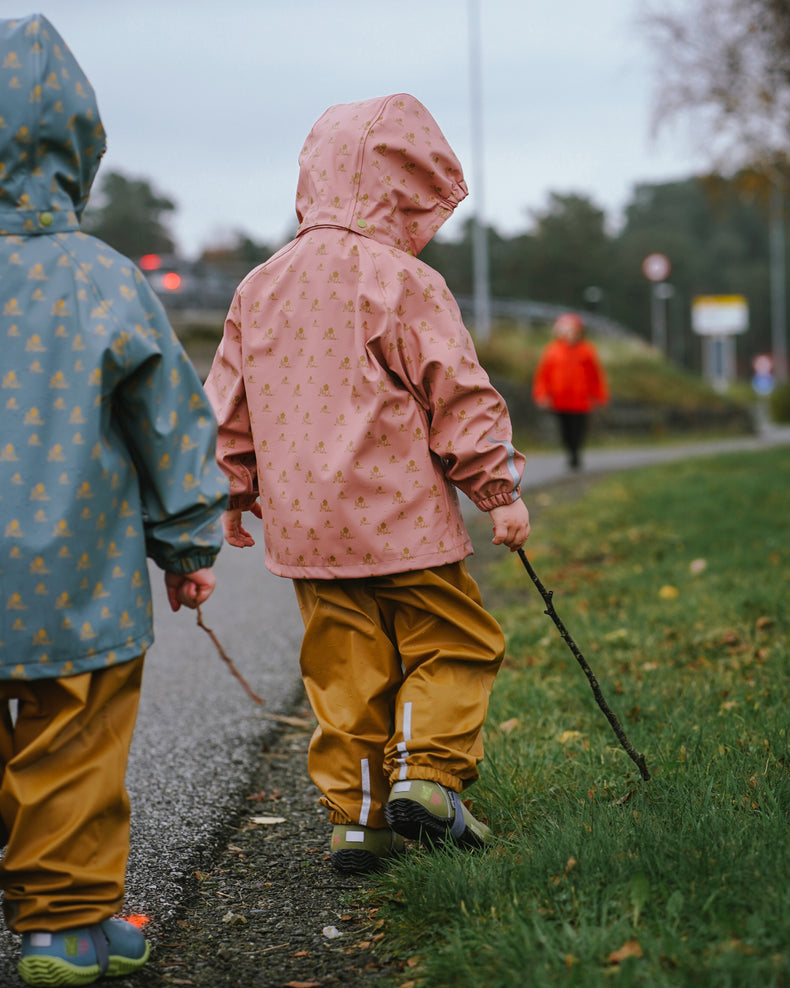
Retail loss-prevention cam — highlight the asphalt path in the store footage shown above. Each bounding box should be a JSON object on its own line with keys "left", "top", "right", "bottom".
{"left": 1, "top": 422, "right": 789, "bottom": 979}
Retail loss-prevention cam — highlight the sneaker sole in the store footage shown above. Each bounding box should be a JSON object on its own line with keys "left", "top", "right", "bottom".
{"left": 107, "top": 943, "right": 151, "bottom": 976}
{"left": 18, "top": 942, "right": 150, "bottom": 987}
{"left": 18, "top": 955, "right": 101, "bottom": 986}
{"left": 385, "top": 798, "right": 486, "bottom": 849}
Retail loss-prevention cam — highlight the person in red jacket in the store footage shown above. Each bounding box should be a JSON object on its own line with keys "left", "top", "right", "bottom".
{"left": 532, "top": 313, "right": 609, "bottom": 470}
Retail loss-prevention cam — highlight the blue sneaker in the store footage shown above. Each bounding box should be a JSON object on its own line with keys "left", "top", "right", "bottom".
{"left": 18, "top": 917, "right": 150, "bottom": 986}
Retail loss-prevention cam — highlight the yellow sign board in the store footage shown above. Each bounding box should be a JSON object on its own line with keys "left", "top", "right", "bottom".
{"left": 691, "top": 295, "right": 749, "bottom": 335}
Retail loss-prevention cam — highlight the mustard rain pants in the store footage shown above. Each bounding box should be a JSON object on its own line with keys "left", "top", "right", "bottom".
{"left": 293, "top": 562, "right": 505, "bottom": 830}
{"left": 0, "top": 654, "right": 144, "bottom": 932}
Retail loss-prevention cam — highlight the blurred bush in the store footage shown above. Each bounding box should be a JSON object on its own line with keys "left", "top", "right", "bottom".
{"left": 768, "top": 381, "right": 790, "bottom": 422}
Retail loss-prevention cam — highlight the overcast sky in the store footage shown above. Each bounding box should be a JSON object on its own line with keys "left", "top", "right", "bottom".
{"left": 27, "top": 0, "right": 707, "bottom": 257}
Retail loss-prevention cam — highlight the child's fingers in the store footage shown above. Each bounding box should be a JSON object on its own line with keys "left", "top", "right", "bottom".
{"left": 225, "top": 527, "right": 255, "bottom": 548}
{"left": 491, "top": 520, "right": 529, "bottom": 551}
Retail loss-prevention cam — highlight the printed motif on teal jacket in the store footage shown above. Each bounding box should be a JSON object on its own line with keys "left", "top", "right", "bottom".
{"left": 0, "top": 15, "right": 229, "bottom": 680}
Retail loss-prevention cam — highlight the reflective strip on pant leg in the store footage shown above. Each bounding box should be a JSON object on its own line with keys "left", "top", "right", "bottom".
{"left": 396, "top": 701, "right": 412, "bottom": 781}
{"left": 359, "top": 758, "right": 371, "bottom": 827}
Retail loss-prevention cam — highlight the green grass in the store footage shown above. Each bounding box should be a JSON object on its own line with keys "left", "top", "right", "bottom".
{"left": 373, "top": 449, "right": 790, "bottom": 987}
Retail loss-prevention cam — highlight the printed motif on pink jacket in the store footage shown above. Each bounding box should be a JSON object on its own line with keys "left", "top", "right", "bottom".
{"left": 205, "top": 94, "right": 525, "bottom": 579}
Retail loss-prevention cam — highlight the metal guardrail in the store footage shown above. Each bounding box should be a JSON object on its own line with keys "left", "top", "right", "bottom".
{"left": 455, "top": 296, "right": 634, "bottom": 338}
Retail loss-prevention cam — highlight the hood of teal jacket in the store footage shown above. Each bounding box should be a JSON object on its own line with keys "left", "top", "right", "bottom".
{"left": 0, "top": 13, "right": 106, "bottom": 235}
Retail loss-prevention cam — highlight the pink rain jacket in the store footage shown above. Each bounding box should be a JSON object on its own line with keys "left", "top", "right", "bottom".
{"left": 205, "top": 93, "right": 525, "bottom": 579}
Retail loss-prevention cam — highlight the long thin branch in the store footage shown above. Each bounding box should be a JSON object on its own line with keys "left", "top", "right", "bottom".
{"left": 517, "top": 549, "right": 651, "bottom": 781}
{"left": 196, "top": 605, "right": 264, "bottom": 705}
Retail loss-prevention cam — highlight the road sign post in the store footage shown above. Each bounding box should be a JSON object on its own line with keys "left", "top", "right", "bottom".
{"left": 642, "top": 253, "right": 672, "bottom": 353}
{"left": 691, "top": 295, "right": 749, "bottom": 392}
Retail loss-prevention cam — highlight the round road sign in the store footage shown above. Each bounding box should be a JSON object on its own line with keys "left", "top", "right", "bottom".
{"left": 642, "top": 253, "right": 671, "bottom": 282}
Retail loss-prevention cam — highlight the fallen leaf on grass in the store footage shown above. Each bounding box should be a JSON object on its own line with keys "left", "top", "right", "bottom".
{"left": 266, "top": 713, "right": 316, "bottom": 730}
{"left": 659, "top": 585, "right": 679, "bottom": 599}
{"left": 498, "top": 717, "right": 519, "bottom": 733}
{"left": 550, "top": 857, "right": 578, "bottom": 884}
{"left": 558, "top": 730, "right": 585, "bottom": 745}
{"left": 606, "top": 939, "right": 644, "bottom": 965}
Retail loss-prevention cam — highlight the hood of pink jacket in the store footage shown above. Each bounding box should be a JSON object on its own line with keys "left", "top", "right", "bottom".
{"left": 295, "top": 93, "right": 468, "bottom": 256}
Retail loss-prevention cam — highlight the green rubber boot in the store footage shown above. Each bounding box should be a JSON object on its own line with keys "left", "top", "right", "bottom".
{"left": 385, "top": 779, "right": 491, "bottom": 849}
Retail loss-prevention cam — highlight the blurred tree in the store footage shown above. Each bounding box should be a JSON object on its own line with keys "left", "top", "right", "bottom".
{"left": 611, "top": 177, "right": 778, "bottom": 368}
{"left": 641, "top": 0, "right": 790, "bottom": 167}
{"left": 82, "top": 171, "right": 177, "bottom": 257}
{"left": 750, "top": 0, "right": 790, "bottom": 83}
{"left": 641, "top": 0, "right": 790, "bottom": 378}
{"left": 524, "top": 193, "right": 613, "bottom": 308}
{"left": 199, "top": 233, "right": 278, "bottom": 281}
{"left": 420, "top": 219, "right": 475, "bottom": 296}
{"left": 422, "top": 175, "right": 786, "bottom": 376}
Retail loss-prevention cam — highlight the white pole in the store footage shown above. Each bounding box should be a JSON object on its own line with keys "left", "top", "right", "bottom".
{"left": 468, "top": 0, "right": 491, "bottom": 343}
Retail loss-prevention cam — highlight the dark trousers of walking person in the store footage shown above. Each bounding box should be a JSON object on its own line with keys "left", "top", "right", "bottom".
{"left": 556, "top": 411, "right": 588, "bottom": 469}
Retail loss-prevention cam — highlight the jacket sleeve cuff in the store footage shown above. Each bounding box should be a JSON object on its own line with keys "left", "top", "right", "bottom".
{"left": 162, "top": 549, "right": 220, "bottom": 575}
{"left": 475, "top": 487, "right": 521, "bottom": 512}
{"left": 228, "top": 493, "right": 259, "bottom": 511}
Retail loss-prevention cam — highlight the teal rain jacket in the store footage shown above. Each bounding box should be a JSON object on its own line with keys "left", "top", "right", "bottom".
{"left": 0, "top": 15, "right": 228, "bottom": 680}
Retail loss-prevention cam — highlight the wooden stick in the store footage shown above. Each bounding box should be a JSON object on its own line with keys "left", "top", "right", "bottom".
{"left": 196, "top": 605, "right": 265, "bottom": 705}
{"left": 517, "top": 549, "right": 651, "bottom": 781}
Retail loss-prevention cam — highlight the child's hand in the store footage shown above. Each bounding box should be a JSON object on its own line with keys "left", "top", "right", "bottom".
{"left": 165, "top": 568, "right": 216, "bottom": 612}
{"left": 222, "top": 505, "right": 260, "bottom": 547}
{"left": 489, "top": 499, "right": 530, "bottom": 552}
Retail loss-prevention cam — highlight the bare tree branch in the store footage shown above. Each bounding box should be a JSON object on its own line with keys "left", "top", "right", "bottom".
{"left": 640, "top": 0, "right": 790, "bottom": 173}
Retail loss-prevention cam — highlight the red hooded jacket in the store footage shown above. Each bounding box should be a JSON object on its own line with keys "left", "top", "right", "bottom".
{"left": 532, "top": 338, "right": 609, "bottom": 413}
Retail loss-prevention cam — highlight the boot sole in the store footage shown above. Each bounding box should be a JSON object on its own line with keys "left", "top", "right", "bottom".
{"left": 330, "top": 848, "right": 385, "bottom": 873}
{"left": 385, "top": 798, "right": 486, "bottom": 849}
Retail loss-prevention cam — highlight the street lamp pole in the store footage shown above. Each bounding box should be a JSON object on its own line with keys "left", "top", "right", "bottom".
{"left": 770, "top": 178, "right": 788, "bottom": 382}
{"left": 468, "top": 0, "right": 491, "bottom": 343}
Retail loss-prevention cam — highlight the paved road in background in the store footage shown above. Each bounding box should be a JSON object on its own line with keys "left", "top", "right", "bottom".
{"left": 1, "top": 423, "right": 788, "bottom": 978}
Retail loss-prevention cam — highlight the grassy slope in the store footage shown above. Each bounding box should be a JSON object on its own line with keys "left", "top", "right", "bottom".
{"left": 373, "top": 449, "right": 789, "bottom": 987}
{"left": 477, "top": 322, "right": 747, "bottom": 409}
